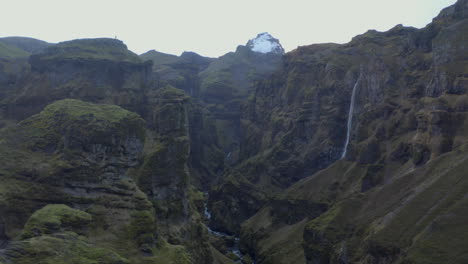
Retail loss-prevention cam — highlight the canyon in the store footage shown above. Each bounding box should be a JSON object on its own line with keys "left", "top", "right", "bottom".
{"left": 0, "top": 1, "right": 467, "bottom": 263}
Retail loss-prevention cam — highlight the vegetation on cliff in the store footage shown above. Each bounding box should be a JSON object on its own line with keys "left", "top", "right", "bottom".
{"left": 0, "top": 1, "right": 467, "bottom": 263}
{"left": 32, "top": 38, "right": 141, "bottom": 63}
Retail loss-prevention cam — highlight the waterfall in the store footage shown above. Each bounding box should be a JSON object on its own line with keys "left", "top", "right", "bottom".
{"left": 341, "top": 78, "right": 360, "bottom": 159}
{"left": 203, "top": 193, "right": 247, "bottom": 263}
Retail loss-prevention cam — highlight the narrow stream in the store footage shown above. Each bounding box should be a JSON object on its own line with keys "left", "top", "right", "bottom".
{"left": 204, "top": 193, "right": 246, "bottom": 263}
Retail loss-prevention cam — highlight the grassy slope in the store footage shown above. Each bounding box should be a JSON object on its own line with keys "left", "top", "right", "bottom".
{"left": 5, "top": 98, "right": 145, "bottom": 151}
{"left": 0, "top": 36, "right": 51, "bottom": 54}
{"left": 300, "top": 143, "right": 468, "bottom": 263}
{"left": 0, "top": 99, "right": 162, "bottom": 264}
{"left": 0, "top": 42, "right": 30, "bottom": 59}
{"left": 139, "top": 50, "right": 186, "bottom": 83}
{"left": 238, "top": 1, "right": 468, "bottom": 262}
{"left": 36, "top": 38, "right": 141, "bottom": 63}
{"left": 241, "top": 99, "right": 468, "bottom": 263}
{"left": 140, "top": 50, "right": 180, "bottom": 66}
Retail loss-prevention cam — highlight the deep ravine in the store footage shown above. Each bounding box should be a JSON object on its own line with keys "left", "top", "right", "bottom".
{"left": 204, "top": 193, "right": 250, "bottom": 263}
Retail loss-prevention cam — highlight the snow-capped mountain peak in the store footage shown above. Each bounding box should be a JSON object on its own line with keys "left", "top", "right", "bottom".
{"left": 246, "top": 32, "right": 284, "bottom": 54}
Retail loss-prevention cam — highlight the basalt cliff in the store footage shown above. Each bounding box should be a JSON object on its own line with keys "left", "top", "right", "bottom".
{"left": 0, "top": 1, "right": 467, "bottom": 264}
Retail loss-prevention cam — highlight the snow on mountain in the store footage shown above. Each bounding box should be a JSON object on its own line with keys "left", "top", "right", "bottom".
{"left": 246, "top": 32, "right": 285, "bottom": 54}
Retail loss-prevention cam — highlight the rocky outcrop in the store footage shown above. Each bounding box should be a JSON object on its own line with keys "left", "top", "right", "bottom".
{"left": 135, "top": 86, "right": 215, "bottom": 263}
{"left": 223, "top": 1, "right": 468, "bottom": 263}
{"left": 0, "top": 99, "right": 160, "bottom": 263}
{"left": 0, "top": 1, "right": 467, "bottom": 263}
{"left": 209, "top": 179, "right": 268, "bottom": 235}
{"left": 0, "top": 39, "right": 215, "bottom": 263}
{"left": 301, "top": 146, "right": 468, "bottom": 264}
{"left": 140, "top": 50, "right": 213, "bottom": 97}
{"left": 2, "top": 38, "right": 153, "bottom": 120}
{"left": 198, "top": 42, "right": 284, "bottom": 166}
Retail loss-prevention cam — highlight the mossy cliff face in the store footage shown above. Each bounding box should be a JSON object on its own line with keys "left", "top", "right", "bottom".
{"left": 0, "top": 37, "right": 51, "bottom": 55}
{"left": 139, "top": 50, "right": 226, "bottom": 188}
{"left": 136, "top": 86, "right": 214, "bottom": 263}
{"left": 1, "top": 38, "right": 153, "bottom": 120}
{"left": 0, "top": 99, "right": 161, "bottom": 263}
{"left": 140, "top": 50, "right": 214, "bottom": 97}
{"left": 0, "top": 1, "right": 467, "bottom": 263}
{"left": 141, "top": 45, "right": 284, "bottom": 183}
{"left": 0, "top": 39, "right": 214, "bottom": 262}
{"left": 138, "top": 45, "right": 286, "bottom": 261}
{"left": 200, "top": 45, "right": 283, "bottom": 103}
{"left": 199, "top": 46, "right": 283, "bottom": 166}
{"left": 2, "top": 205, "right": 129, "bottom": 264}
{"left": 222, "top": 1, "right": 468, "bottom": 263}
{"left": 0, "top": 39, "right": 33, "bottom": 112}
{"left": 138, "top": 86, "right": 192, "bottom": 231}
{"left": 300, "top": 145, "right": 468, "bottom": 264}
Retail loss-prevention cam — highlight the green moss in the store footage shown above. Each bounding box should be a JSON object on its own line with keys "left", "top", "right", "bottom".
{"left": 126, "top": 210, "right": 156, "bottom": 246}
{"left": 139, "top": 50, "right": 180, "bottom": 66}
{"left": 157, "top": 85, "right": 189, "bottom": 101}
{"left": 36, "top": 38, "right": 141, "bottom": 63}
{"left": 305, "top": 198, "right": 362, "bottom": 241}
{"left": 138, "top": 135, "right": 189, "bottom": 190}
{"left": 404, "top": 196, "right": 468, "bottom": 264}
{"left": 137, "top": 143, "right": 164, "bottom": 192}
{"left": 188, "top": 187, "right": 204, "bottom": 202}
{"left": 303, "top": 196, "right": 366, "bottom": 262}
{"left": 8, "top": 232, "right": 129, "bottom": 264}
{"left": 0, "top": 37, "right": 50, "bottom": 54}
{"left": 21, "top": 204, "right": 92, "bottom": 239}
{"left": 0, "top": 149, "right": 75, "bottom": 235}
{"left": 41, "top": 99, "right": 143, "bottom": 124}
{"left": 0, "top": 41, "right": 30, "bottom": 59}
{"left": 200, "top": 70, "right": 234, "bottom": 96}
{"left": 8, "top": 99, "right": 145, "bottom": 151}
{"left": 150, "top": 239, "right": 192, "bottom": 264}
{"left": 370, "top": 153, "right": 468, "bottom": 262}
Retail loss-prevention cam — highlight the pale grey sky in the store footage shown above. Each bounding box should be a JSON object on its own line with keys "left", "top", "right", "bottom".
{"left": 1, "top": 0, "right": 458, "bottom": 57}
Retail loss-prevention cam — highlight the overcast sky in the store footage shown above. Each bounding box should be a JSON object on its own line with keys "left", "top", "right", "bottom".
{"left": 1, "top": 0, "right": 457, "bottom": 57}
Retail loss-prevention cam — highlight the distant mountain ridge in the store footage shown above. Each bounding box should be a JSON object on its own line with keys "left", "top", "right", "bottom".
{"left": 0, "top": 36, "right": 51, "bottom": 54}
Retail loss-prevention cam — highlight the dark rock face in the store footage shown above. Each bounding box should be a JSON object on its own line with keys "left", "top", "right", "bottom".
{"left": 208, "top": 180, "right": 268, "bottom": 235}
{"left": 141, "top": 42, "right": 284, "bottom": 190}
{"left": 269, "top": 199, "right": 327, "bottom": 225}
{"left": 197, "top": 44, "right": 284, "bottom": 166}
{"left": 0, "top": 99, "right": 158, "bottom": 263}
{"left": 213, "top": 1, "right": 468, "bottom": 263}
{"left": 138, "top": 87, "right": 191, "bottom": 221}
{"left": 0, "top": 1, "right": 467, "bottom": 263}
{"left": 0, "top": 39, "right": 208, "bottom": 264}
{"left": 140, "top": 49, "right": 213, "bottom": 98}
{"left": 0, "top": 221, "right": 7, "bottom": 248}
{"left": 2, "top": 38, "right": 153, "bottom": 120}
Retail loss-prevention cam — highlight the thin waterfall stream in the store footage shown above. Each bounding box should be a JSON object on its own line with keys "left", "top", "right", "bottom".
{"left": 341, "top": 78, "right": 360, "bottom": 159}
{"left": 203, "top": 193, "right": 248, "bottom": 263}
